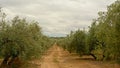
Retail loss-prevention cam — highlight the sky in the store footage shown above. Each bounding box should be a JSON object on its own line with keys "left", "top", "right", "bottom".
{"left": 0, "top": 0, "right": 116, "bottom": 37}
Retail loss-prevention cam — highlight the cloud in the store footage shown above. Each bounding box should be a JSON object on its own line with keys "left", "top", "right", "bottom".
{"left": 0, "top": 0, "right": 116, "bottom": 37}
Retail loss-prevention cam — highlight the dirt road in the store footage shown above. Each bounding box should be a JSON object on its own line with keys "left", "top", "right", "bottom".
{"left": 31, "top": 44, "right": 120, "bottom": 68}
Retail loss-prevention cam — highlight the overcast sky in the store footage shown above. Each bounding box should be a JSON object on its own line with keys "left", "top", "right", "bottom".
{"left": 0, "top": 0, "right": 116, "bottom": 37}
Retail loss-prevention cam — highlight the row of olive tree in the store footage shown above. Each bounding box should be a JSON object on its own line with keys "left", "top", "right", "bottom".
{"left": 57, "top": 0, "right": 120, "bottom": 61}
{"left": 0, "top": 9, "right": 53, "bottom": 68}
{"left": 88, "top": 0, "right": 120, "bottom": 61}
{"left": 57, "top": 30, "right": 87, "bottom": 56}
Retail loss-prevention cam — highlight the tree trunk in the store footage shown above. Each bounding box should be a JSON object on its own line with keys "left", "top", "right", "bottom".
{"left": 8, "top": 56, "right": 16, "bottom": 66}
{"left": 8, "top": 57, "right": 22, "bottom": 68}
{"left": 90, "top": 53, "right": 97, "bottom": 60}
{"left": 0, "top": 55, "right": 10, "bottom": 68}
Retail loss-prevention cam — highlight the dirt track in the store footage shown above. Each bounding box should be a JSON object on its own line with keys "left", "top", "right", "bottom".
{"left": 32, "top": 44, "right": 120, "bottom": 68}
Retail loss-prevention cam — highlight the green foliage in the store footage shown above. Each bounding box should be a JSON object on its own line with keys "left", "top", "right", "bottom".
{"left": 57, "top": 30, "right": 87, "bottom": 56}
{"left": 0, "top": 16, "right": 36, "bottom": 59}
{"left": 91, "top": 44, "right": 104, "bottom": 60}
{"left": 72, "top": 30, "right": 86, "bottom": 56}
{"left": 87, "top": 21, "right": 98, "bottom": 52}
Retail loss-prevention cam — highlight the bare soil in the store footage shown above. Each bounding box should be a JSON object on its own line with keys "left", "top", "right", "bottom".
{"left": 28, "top": 44, "right": 120, "bottom": 68}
